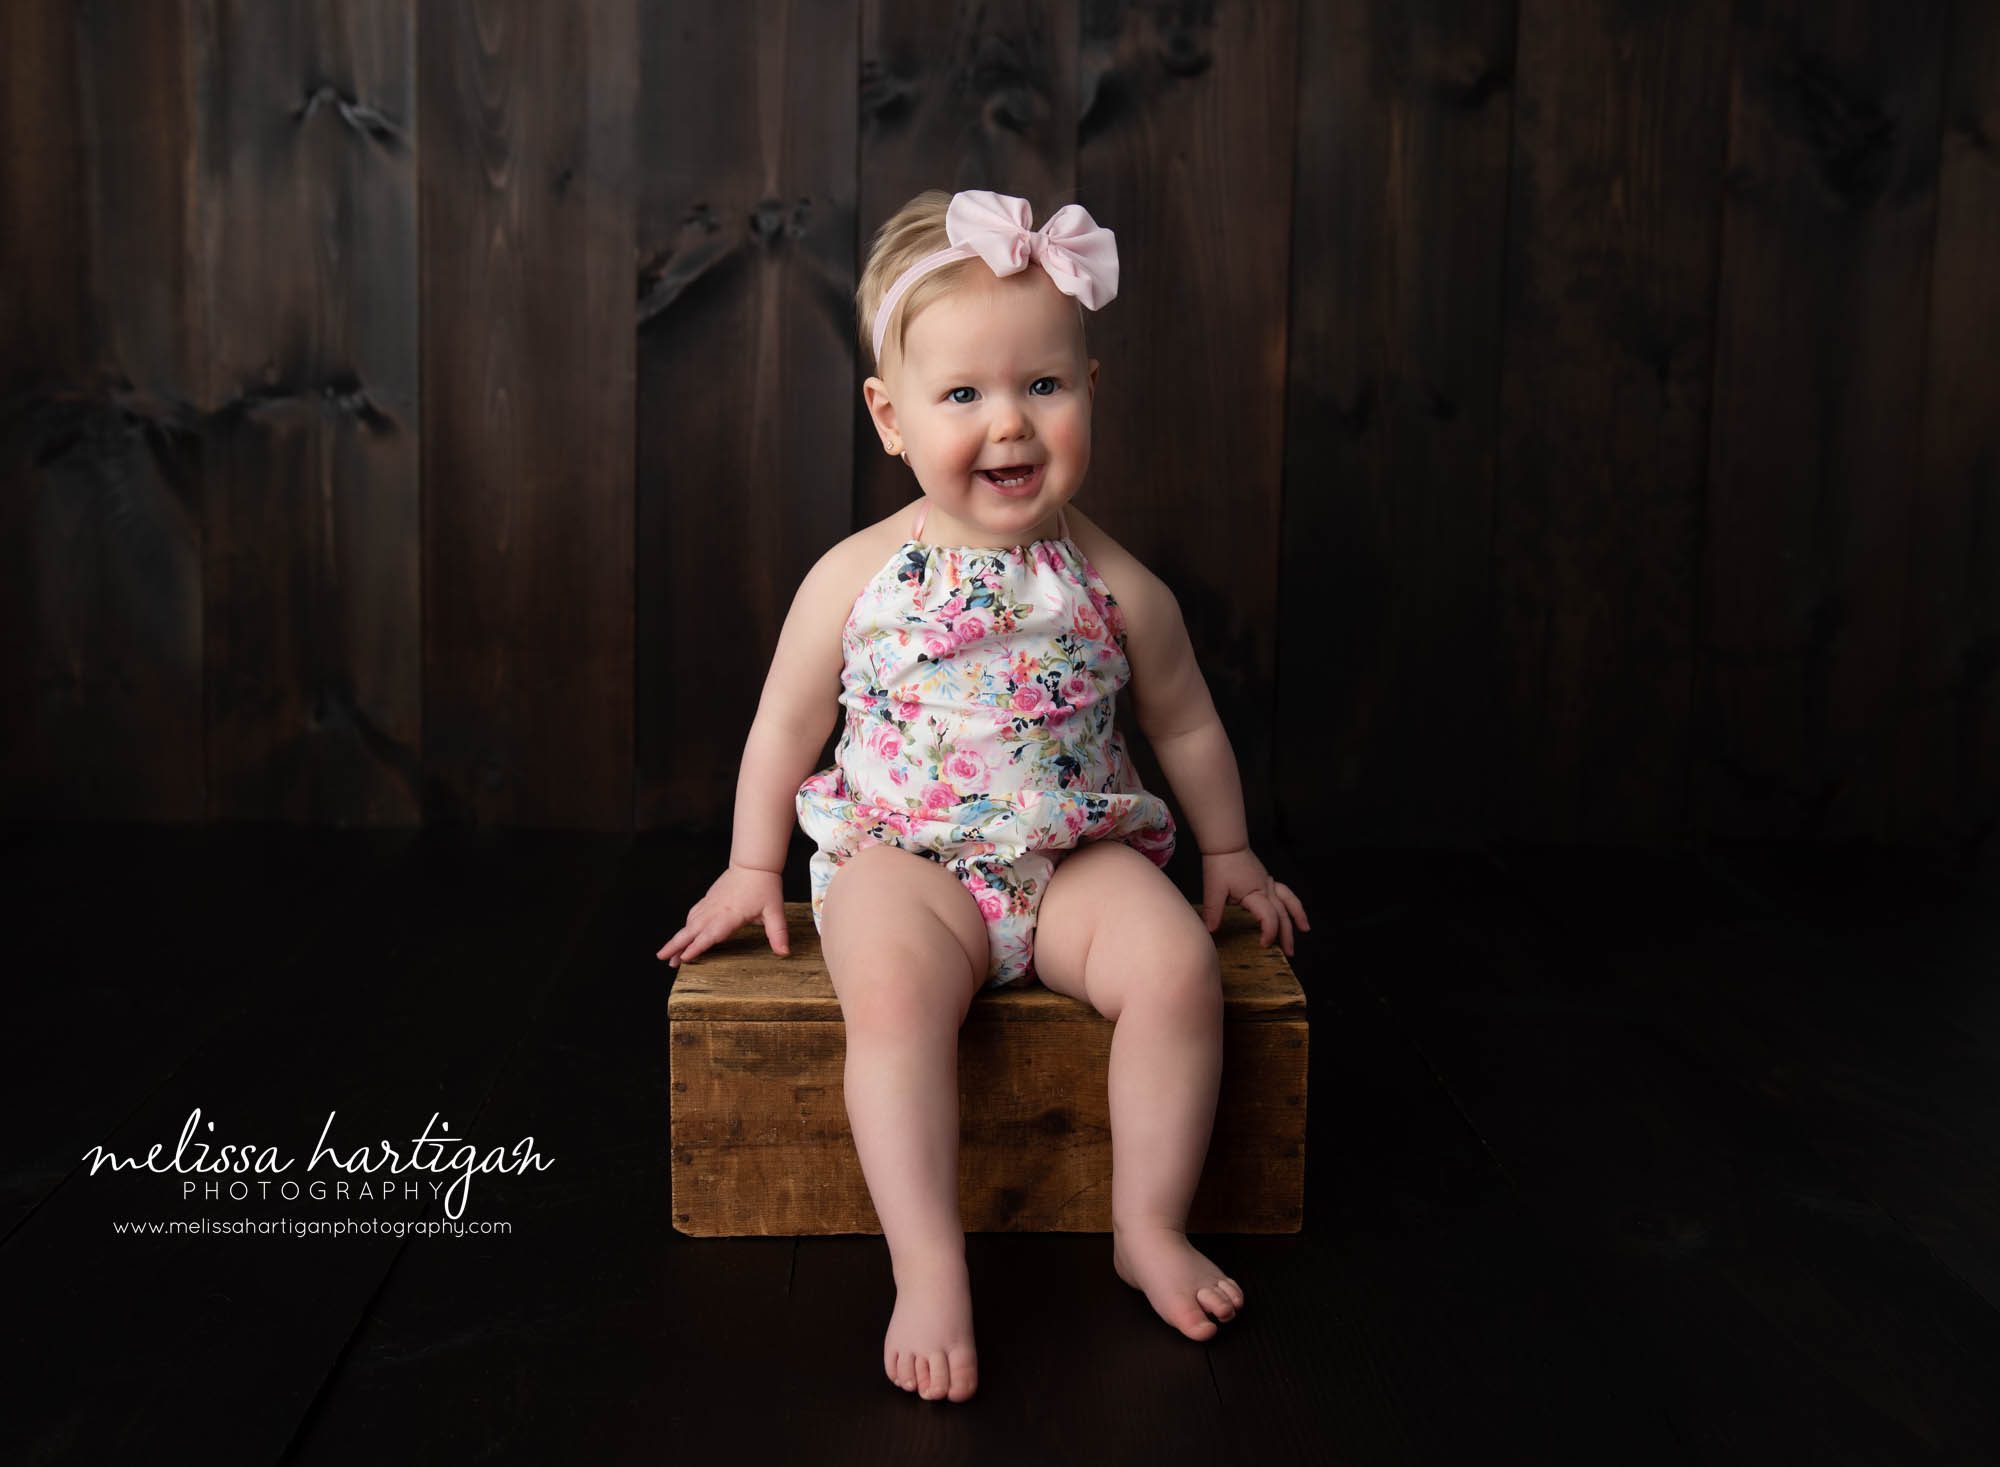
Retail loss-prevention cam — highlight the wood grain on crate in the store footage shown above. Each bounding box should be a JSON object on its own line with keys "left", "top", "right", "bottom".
{"left": 669, "top": 902, "right": 1307, "bottom": 1236}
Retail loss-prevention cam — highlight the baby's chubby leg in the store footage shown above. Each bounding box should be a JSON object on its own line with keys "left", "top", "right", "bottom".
{"left": 819, "top": 843, "right": 991, "bottom": 1403}
{"left": 1033, "top": 839, "right": 1245, "bottom": 1340}
{"left": 1100, "top": 948, "right": 1245, "bottom": 1340}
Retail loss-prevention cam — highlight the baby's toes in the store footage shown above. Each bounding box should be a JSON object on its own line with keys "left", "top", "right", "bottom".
{"left": 1192, "top": 1279, "right": 1240, "bottom": 1319}
{"left": 920, "top": 1350, "right": 953, "bottom": 1400}
{"left": 946, "top": 1344, "right": 979, "bottom": 1401}
{"left": 890, "top": 1351, "right": 916, "bottom": 1391}
{"left": 1170, "top": 1295, "right": 1221, "bottom": 1339}
{"left": 1196, "top": 1283, "right": 1238, "bottom": 1321}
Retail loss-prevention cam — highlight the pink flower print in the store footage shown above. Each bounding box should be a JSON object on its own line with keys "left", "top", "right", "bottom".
{"left": 1073, "top": 602, "right": 1105, "bottom": 642}
{"left": 1103, "top": 598, "right": 1127, "bottom": 638}
{"left": 923, "top": 631, "right": 955, "bottom": 659}
{"left": 896, "top": 697, "right": 922, "bottom": 722}
{"left": 1010, "top": 682, "right": 1046, "bottom": 717}
{"left": 1128, "top": 822, "right": 1174, "bottom": 864}
{"left": 953, "top": 614, "right": 988, "bottom": 647}
{"left": 1061, "top": 673, "right": 1091, "bottom": 707}
{"left": 867, "top": 725, "right": 903, "bottom": 761}
{"left": 1045, "top": 704, "right": 1074, "bottom": 727}
{"left": 975, "top": 886, "right": 1006, "bottom": 923}
{"left": 921, "top": 782, "right": 959, "bottom": 813}
{"left": 1010, "top": 650, "right": 1042, "bottom": 682}
{"left": 800, "top": 770, "right": 840, "bottom": 796}
{"left": 941, "top": 593, "right": 965, "bottom": 618}
{"left": 944, "top": 747, "right": 989, "bottom": 790}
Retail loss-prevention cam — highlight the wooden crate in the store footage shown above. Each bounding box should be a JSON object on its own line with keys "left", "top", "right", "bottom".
{"left": 669, "top": 901, "right": 1306, "bottom": 1236}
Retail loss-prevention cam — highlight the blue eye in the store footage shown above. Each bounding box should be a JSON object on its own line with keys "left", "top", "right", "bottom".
{"left": 945, "top": 377, "right": 1060, "bottom": 405}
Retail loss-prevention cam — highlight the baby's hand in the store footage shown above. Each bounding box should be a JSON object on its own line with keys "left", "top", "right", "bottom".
{"left": 657, "top": 862, "right": 791, "bottom": 969}
{"left": 1199, "top": 847, "right": 1309, "bottom": 959}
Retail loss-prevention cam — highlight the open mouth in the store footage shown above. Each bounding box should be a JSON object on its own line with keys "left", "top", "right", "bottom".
{"left": 978, "top": 464, "right": 1043, "bottom": 491}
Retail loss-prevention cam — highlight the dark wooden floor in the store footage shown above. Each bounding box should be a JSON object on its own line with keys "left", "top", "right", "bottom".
{"left": 4, "top": 822, "right": 1997, "bottom": 1465}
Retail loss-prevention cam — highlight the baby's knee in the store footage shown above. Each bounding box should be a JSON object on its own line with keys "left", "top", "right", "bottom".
{"left": 840, "top": 964, "right": 976, "bottom": 1034}
{"left": 827, "top": 925, "right": 983, "bottom": 1031}
{"left": 1130, "top": 935, "right": 1223, "bottom": 1014}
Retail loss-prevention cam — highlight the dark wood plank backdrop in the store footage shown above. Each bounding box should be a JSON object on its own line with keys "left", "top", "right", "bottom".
{"left": 206, "top": 0, "right": 420, "bottom": 825}
{"left": 3, "top": 0, "right": 1995, "bottom": 858}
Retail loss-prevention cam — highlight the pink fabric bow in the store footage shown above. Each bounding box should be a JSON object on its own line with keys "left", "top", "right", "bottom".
{"left": 871, "top": 189, "right": 1119, "bottom": 365}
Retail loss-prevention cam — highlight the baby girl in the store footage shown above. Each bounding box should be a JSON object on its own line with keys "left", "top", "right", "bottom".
{"left": 657, "top": 188, "right": 1309, "bottom": 1403}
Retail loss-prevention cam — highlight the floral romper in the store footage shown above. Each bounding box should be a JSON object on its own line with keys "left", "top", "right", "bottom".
{"left": 795, "top": 499, "right": 1178, "bottom": 987}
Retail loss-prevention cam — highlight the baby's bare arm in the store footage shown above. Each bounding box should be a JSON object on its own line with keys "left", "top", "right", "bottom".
{"left": 1119, "top": 569, "right": 1249, "bottom": 857}
{"left": 1151, "top": 720, "right": 1251, "bottom": 858}
{"left": 1115, "top": 559, "right": 1309, "bottom": 950}
{"left": 728, "top": 718, "right": 831, "bottom": 872}
{"left": 731, "top": 540, "right": 863, "bottom": 866}
{"left": 658, "top": 543, "right": 861, "bottom": 966}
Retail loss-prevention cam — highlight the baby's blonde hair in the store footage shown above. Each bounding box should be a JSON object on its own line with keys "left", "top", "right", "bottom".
{"left": 857, "top": 189, "right": 1087, "bottom": 377}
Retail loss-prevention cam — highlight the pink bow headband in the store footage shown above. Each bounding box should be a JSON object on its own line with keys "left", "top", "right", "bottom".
{"left": 870, "top": 189, "right": 1119, "bottom": 366}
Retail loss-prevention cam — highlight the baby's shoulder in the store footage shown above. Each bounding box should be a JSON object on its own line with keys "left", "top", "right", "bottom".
{"left": 1068, "top": 506, "right": 1171, "bottom": 620}
{"left": 783, "top": 522, "right": 896, "bottom": 644}
{"left": 827, "top": 511, "right": 914, "bottom": 593}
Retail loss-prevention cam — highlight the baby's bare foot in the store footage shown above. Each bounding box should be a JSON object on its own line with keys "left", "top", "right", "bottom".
{"left": 883, "top": 1250, "right": 979, "bottom": 1401}
{"left": 1112, "top": 1223, "right": 1245, "bottom": 1340}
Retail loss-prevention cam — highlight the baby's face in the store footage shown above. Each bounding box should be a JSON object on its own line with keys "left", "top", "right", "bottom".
{"left": 867, "top": 268, "right": 1098, "bottom": 543}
